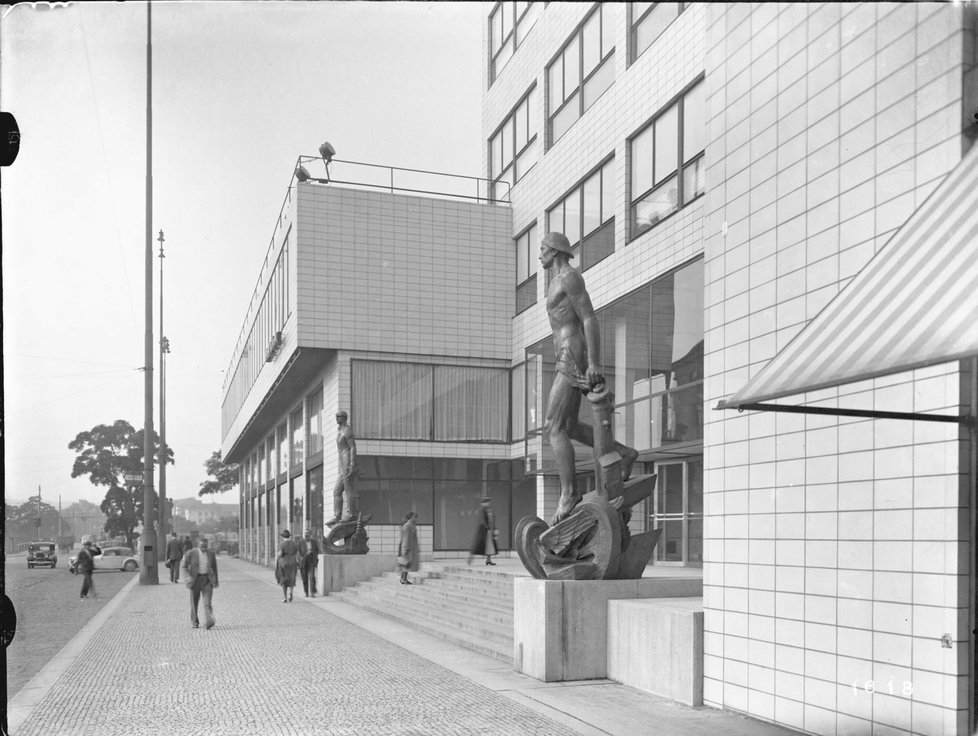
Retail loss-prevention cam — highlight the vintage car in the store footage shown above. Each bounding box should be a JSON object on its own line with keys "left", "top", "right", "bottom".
{"left": 27, "top": 541, "right": 58, "bottom": 569}
{"left": 68, "top": 546, "right": 140, "bottom": 574}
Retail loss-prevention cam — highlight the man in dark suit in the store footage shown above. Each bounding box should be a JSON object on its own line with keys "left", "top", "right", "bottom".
{"left": 165, "top": 532, "right": 184, "bottom": 583}
{"left": 298, "top": 529, "right": 320, "bottom": 598}
{"left": 181, "top": 537, "right": 219, "bottom": 629}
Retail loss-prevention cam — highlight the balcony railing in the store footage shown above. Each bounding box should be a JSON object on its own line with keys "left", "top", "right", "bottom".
{"left": 294, "top": 155, "right": 512, "bottom": 204}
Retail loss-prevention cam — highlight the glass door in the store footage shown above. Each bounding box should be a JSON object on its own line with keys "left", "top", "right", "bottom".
{"left": 650, "top": 457, "right": 702, "bottom": 566}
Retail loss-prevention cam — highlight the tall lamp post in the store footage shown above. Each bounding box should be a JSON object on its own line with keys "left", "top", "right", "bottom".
{"left": 157, "top": 230, "right": 169, "bottom": 556}
{"left": 140, "top": 0, "right": 158, "bottom": 584}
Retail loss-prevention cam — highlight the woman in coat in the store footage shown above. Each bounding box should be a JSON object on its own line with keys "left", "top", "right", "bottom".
{"left": 468, "top": 497, "right": 497, "bottom": 566}
{"left": 275, "top": 529, "right": 300, "bottom": 602}
{"left": 397, "top": 511, "right": 419, "bottom": 585}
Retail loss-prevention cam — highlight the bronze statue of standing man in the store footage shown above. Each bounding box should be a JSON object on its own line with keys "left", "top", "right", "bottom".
{"left": 326, "top": 410, "right": 359, "bottom": 525}
{"left": 539, "top": 232, "right": 638, "bottom": 523}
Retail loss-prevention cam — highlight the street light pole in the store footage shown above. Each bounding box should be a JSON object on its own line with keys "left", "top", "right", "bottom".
{"left": 140, "top": 0, "right": 158, "bottom": 584}
{"left": 157, "top": 230, "right": 168, "bottom": 557}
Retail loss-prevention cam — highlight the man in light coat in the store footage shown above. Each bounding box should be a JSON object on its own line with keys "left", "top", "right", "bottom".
{"left": 182, "top": 537, "right": 219, "bottom": 629}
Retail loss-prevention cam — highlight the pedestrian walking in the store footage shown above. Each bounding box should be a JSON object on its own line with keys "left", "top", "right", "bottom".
{"left": 298, "top": 529, "right": 320, "bottom": 597}
{"left": 468, "top": 497, "right": 498, "bottom": 566}
{"left": 182, "top": 535, "right": 192, "bottom": 554}
{"left": 77, "top": 539, "right": 98, "bottom": 599}
{"left": 182, "top": 537, "right": 219, "bottom": 629}
{"left": 397, "top": 511, "right": 420, "bottom": 585}
{"left": 275, "top": 529, "right": 300, "bottom": 602}
{"left": 165, "top": 531, "right": 184, "bottom": 583}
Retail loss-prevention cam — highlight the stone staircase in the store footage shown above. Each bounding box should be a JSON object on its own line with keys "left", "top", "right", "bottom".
{"left": 333, "top": 561, "right": 516, "bottom": 663}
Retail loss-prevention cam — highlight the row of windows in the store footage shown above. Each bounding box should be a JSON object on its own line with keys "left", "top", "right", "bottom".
{"left": 514, "top": 78, "right": 705, "bottom": 313}
{"left": 241, "top": 381, "right": 322, "bottom": 496}
{"left": 222, "top": 231, "right": 292, "bottom": 431}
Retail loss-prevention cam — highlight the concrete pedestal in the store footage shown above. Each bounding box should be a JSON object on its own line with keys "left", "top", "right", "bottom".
{"left": 513, "top": 575, "right": 702, "bottom": 682}
{"left": 319, "top": 554, "right": 398, "bottom": 593}
{"left": 607, "top": 598, "right": 703, "bottom": 705}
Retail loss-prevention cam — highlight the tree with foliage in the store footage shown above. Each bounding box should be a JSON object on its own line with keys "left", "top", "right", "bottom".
{"left": 68, "top": 419, "right": 173, "bottom": 550}
{"left": 4, "top": 497, "right": 67, "bottom": 553}
{"left": 198, "top": 450, "right": 240, "bottom": 497}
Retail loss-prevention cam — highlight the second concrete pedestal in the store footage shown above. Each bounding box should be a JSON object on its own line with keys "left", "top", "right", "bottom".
{"left": 513, "top": 575, "right": 702, "bottom": 682}
{"left": 319, "top": 554, "right": 398, "bottom": 593}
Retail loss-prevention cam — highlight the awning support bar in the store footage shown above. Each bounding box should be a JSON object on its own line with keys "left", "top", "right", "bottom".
{"left": 717, "top": 402, "right": 975, "bottom": 428}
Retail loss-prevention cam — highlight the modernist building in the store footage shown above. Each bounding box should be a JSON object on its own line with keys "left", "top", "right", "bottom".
{"left": 226, "top": 3, "right": 977, "bottom": 734}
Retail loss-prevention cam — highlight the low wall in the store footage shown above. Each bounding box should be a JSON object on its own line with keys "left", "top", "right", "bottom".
{"left": 513, "top": 575, "right": 702, "bottom": 682}
{"left": 607, "top": 598, "right": 703, "bottom": 706}
{"left": 319, "top": 554, "right": 398, "bottom": 593}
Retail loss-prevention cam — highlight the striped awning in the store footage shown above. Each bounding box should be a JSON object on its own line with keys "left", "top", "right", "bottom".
{"left": 717, "top": 140, "right": 978, "bottom": 420}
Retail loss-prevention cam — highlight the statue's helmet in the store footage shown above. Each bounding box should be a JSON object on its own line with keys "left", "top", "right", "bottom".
{"left": 541, "top": 231, "right": 574, "bottom": 257}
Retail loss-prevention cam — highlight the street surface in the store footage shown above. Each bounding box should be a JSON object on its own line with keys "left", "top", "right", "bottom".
{"left": 9, "top": 556, "right": 572, "bottom": 735}
{"left": 5, "top": 553, "right": 135, "bottom": 700}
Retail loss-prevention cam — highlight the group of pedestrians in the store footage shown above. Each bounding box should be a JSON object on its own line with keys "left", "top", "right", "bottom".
{"left": 276, "top": 529, "right": 320, "bottom": 602}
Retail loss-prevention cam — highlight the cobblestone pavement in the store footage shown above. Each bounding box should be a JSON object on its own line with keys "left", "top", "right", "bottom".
{"left": 10, "top": 558, "right": 572, "bottom": 736}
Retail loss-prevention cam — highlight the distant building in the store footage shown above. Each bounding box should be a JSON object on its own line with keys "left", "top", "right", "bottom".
{"left": 171, "top": 497, "right": 238, "bottom": 527}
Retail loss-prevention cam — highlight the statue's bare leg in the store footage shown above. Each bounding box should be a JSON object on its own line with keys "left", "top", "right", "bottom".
{"left": 546, "top": 375, "right": 584, "bottom": 524}
{"left": 325, "top": 476, "right": 345, "bottom": 526}
{"left": 567, "top": 421, "right": 639, "bottom": 481}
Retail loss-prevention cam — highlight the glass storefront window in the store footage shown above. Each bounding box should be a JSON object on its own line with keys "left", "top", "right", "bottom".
{"left": 290, "top": 407, "right": 304, "bottom": 468}
{"left": 306, "top": 386, "right": 323, "bottom": 457}
{"left": 651, "top": 458, "right": 702, "bottom": 565}
{"left": 277, "top": 422, "right": 288, "bottom": 476}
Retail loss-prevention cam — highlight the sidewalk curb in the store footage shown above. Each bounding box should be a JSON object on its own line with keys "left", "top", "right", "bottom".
{"left": 6, "top": 573, "right": 140, "bottom": 734}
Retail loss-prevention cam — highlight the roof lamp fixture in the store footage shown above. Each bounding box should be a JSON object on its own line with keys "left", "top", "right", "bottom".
{"left": 319, "top": 140, "right": 336, "bottom": 180}
{"left": 295, "top": 163, "right": 328, "bottom": 185}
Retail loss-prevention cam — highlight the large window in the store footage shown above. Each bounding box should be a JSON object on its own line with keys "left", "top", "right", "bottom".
{"left": 630, "top": 78, "right": 706, "bottom": 238}
{"left": 489, "top": 1, "right": 542, "bottom": 83}
{"left": 352, "top": 361, "right": 510, "bottom": 442}
{"left": 548, "top": 4, "right": 615, "bottom": 144}
{"left": 630, "top": 3, "right": 685, "bottom": 63}
{"left": 523, "top": 257, "right": 704, "bottom": 460}
{"left": 356, "top": 456, "right": 525, "bottom": 550}
{"left": 290, "top": 406, "right": 304, "bottom": 469}
{"left": 276, "top": 421, "right": 288, "bottom": 476}
{"left": 650, "top": 458, "right": 702, "bottom": 566}
{"left": 306, "top": 386, "right": 323, "bottom": 457}
{"left": 490, "top": 87, "right": 539, "bottom": 201}
{"left": 547, "top": 158, "right": 615, "bottom": 270}
{"left": 515, "top": 223, "right": 538, "bottom": 314}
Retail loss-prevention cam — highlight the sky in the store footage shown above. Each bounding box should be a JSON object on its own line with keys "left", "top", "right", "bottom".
{"left": 1, "top": 1, "right": 487, "bottom": 508}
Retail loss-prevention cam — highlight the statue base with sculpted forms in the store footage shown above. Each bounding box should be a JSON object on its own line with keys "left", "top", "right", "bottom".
{"left": 516, "top": 382, "right": 661, "bottom": 580}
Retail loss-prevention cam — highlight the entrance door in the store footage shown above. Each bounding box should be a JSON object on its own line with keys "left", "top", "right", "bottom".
{"left": 650, "top": 457, "right": 702, "bottom": 566}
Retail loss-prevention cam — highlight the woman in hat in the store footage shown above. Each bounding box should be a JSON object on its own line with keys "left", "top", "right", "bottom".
{"left": 275, "top": 529, "right": 300, "bottom": 602}
{"left": 467, "top": 497, "right": 497, "bottom": 566}
{"left": 397, "top": 511, "right": 419, "bottom": 585}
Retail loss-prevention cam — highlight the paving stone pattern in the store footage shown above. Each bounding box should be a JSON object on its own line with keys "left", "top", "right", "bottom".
{"left": 15, "top": 559, "right": 569, "bottom": 736}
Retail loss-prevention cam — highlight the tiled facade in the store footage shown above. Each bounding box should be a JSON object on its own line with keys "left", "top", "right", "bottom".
{"left": 487, "top": 2, "right": 976, "bottom": 735}
{"left": 700, "top": 3, "right": 976, "bottom": 734}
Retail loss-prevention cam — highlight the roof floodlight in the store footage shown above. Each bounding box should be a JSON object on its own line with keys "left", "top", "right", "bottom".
{"left": 295, "top": 164, "right": 311, "bottom": 182}
{"left": 319, "top": 141, "right": 336, "bottom": 163}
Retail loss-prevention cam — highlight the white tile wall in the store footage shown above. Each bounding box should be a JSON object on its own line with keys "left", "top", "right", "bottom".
{"left": 703, "top": 4, "right": 972, "bottom": 734}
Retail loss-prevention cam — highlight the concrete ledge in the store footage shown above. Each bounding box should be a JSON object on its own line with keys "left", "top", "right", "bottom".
{"left": 513, "top": 575, "right": 702, "bottom": 682}
{"left": 320, "top": 554, "right": 398, "bottom": 593}
{"left": 607, "top": 597, "right": 703, "bottom": 706}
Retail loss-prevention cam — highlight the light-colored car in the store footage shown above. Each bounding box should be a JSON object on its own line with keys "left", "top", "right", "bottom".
{"left": 69, "top": 546, "right": 140, "bottom": 573}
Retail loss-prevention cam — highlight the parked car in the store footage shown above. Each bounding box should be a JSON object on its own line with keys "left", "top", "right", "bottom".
{"left": 27, "top": 541, "right": 58, "bottom": 569}
{"left": 68, "top": 546, "right": 140, "bottom": 574}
